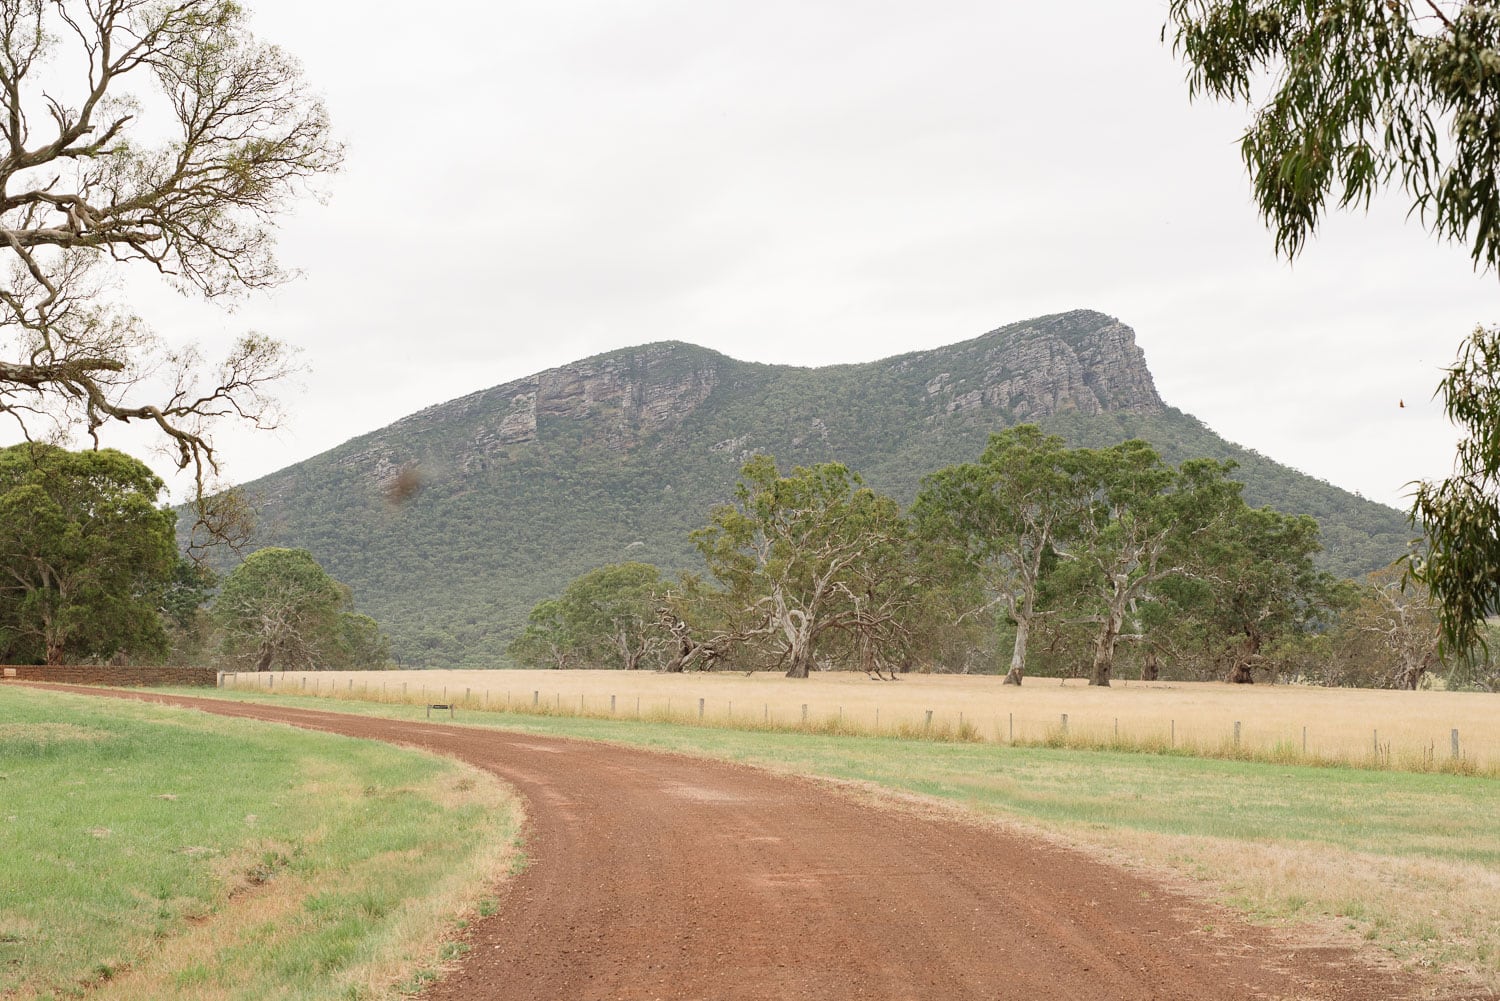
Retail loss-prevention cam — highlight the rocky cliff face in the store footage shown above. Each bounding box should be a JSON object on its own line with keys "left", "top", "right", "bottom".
{"left": 372, "top": 310, "right": 1159, "bottom": 464}
{"left": 914, "top": 310, "right": 1165, "bottom": 421}
{"left": 329, "top": 310, "right": 1164, "bottom": 493}
{"left": 341, "top": 342, "right": 725, "bottom": 483}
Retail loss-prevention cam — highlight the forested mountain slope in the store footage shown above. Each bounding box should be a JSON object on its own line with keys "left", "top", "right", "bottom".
{"left": 225, "top": 310, "right": 1411, "bottom": 667}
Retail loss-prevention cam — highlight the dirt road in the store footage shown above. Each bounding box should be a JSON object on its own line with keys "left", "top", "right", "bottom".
{"left": 36, "top": 686, "right": 1487, "bottom": 1000}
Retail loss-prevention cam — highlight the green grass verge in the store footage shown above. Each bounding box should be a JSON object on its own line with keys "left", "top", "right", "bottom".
{"left": 0, "top": 686, "right": 519, "bottom": 1001}
{"left": 158, "top": 686, "right": 1500, "bottom": 989}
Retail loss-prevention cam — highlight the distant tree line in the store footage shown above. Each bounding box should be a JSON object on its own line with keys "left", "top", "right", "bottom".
{"left": 511, "top": 427, "right": 1488, "bottom": 690}
{"left": 0, "top": 444, "right": 390, "bottom": 671}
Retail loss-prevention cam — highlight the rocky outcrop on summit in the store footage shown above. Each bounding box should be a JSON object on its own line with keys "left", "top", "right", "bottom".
{"left": 914, "top": 311, "right": 1165, "bottom": 421}
{"left": 376, "top": 310, "right": 1161, "bottom": 468}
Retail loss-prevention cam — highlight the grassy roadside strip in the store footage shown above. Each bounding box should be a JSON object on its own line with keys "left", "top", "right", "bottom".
{"left": 162, "top": 686, "right": 1500, "bottom": 992}
{"left": 0, "top": 686, "right": 521, "bottom": 1001}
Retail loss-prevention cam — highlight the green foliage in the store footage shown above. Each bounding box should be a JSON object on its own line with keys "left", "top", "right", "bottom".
{"left": 0, "top": 444, "right": 177, "bottom": 664}
{"left": 1166, "top": 0, "right": 1500, "bottom": 270}
{"left": 156, "top": 556, "right": 221, "bottom": 664}
{"left": 1290, "top": 566, "right": 1440, "bottom": 690}
{"left": 692, "top": 456, "right": 919, "bottom": 677}
{"left": 1167, "top": 1, "right": 1500, "bottom": 666}
{"left": 913, "top": 425, "right": 1089, "bottom": 681}
{"left": 509, "top": 563, "right": 667, "bottom": 670}
{"left": 213, "top": 547, "right": 388, "bottom": 670}
{"left": 1411, "top": 324, "right": 1500, "bottom": 655}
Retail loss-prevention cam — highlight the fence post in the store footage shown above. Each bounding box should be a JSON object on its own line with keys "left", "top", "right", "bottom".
{"left": 1452, "top": 728, "right": 1461, "bottom": 760}
{"left": 1060, "top": 713, "right": 1068, "bottom": 735}
{"left": 1009, "top": 712, "right": 1013, "bottom": 742}
{"left": 925, "top": 709, "right": 933, "bottom": 730}
{"left": 1234, "top": 721, "right": 1241, "bottom": 747}
{"left": 801, "top": 704, "right": 808, "bottom": 725}
{"left": 611, "top": 694, "right": 616, "bottom": 715}
{"left": 699, "top": 697, "right": 705, "bottom": 719}
{"left": 533, "top": 690, "right": 539, "bottom": 706}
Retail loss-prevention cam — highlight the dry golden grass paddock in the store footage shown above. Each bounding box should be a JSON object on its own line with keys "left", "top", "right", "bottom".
{"left": 224, "top": 670, "right": 1500, "bottom": 773}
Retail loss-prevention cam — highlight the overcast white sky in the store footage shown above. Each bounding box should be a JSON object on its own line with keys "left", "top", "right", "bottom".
{"left": 107, "top": 0, "right": 1499, "bottom": 509}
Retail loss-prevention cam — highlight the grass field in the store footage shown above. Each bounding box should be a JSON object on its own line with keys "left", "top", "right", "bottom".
{"left": 227, "top": 669, "right": 1500, "bottom": 775}
{"left": 176, "top": 683, "right": 1500, "bottom": 992}
{"left": 0, "top": 685, "right": 521, "bottom": 1001}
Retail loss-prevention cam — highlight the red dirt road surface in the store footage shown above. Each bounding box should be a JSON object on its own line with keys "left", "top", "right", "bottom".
{"left": 38, "top": 686, "right": 1493, "bottom": 1001}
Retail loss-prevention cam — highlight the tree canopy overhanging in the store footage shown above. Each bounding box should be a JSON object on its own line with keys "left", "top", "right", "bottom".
{"left": 0, "top": 0, "right": 341, "bottom": 530}
{"left": 1165, "top": 0, "right": 1500, "bottom": 654}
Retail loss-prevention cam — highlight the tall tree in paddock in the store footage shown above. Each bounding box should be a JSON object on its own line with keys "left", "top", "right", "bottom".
{"left": 554, "top": 562, "right": 667, "bottom": 671}
{"left": 914, "top": 425, "right": 1088, "bottom": 685}
{"left": 212, "top": 547, "right": 376, "bottom": 671}
{"left": 1341, "top": 566, "right": 1440, "bottom": 690}
{"left": 1070, "top": 444, "right": 1240, "bottom": 687}
{"left": 0, "top": 0, "right": 341, "bottom": 539}
{"left": 692, "top": 455, "right": 912, "bottom": 678}
{"left": 1187, "top": 505, "right": 1335, "bottom": 683}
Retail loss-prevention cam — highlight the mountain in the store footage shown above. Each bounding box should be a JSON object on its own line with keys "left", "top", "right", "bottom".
{"left": 229, "top": 309, "right": 1412, "bottom": 667}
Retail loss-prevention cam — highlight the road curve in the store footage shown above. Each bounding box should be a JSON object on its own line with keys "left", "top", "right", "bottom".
{"left": 32, "top": 686, "right": 1483, "bottom": 1001}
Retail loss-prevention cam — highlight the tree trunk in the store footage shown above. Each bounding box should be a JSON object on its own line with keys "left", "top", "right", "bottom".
{"left": 256, "top": 645, "right": 275, "bottom": 672}
{"left": 1227, "top": 634, "right": 1260, "bottom": 684}
{"left": 1139, "top": 650, "right": 1159, "bottom": 682}
{"left": 1005, "top": 614, "right": 1030, "bottom": 686}
{"left": 46, "top": 641, "right": 64, "bottom": 666}
{"left": 1090, "top": 616, "right": 1119, "bottom": 687}
{"left": 781, "top": 608, "right": 813, "bottom": 678}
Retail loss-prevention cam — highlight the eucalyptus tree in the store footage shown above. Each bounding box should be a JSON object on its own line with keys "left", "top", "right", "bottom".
{"left": 913, "top": 425, "right": 1088, "bottom": 685}
{"left": 1340, "top": 565, "right": 1440, "bottom": 690}
{"left": 692, "top": 455, "right": 913, "bottom": 678}
{"left": 213, "top": 547, "right": 352, "bottom": 671}
{"left": 0, "top": 0, "right": 341, "bottom": 538}
{"left": 0, "top": 443, "right": 176, "bottom": 664}
{"left": 1069, "top": 443, "right": 1241, "bottom": 686}
{"left": 1165, "top": 0, "right": 1500, "bottom": 654}
{"left": 509, "top": 599, "right": 575, "bottom": 670}
{"left": 1186, "top": 504, "right": 1335, "bottom": 683}
{"left": 554, "top": 562, "right": 667, "bottom": 671}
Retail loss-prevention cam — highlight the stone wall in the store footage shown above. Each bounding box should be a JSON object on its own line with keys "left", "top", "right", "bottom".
{"left": 0, "top": 665, "right": 218, "bottom": 687}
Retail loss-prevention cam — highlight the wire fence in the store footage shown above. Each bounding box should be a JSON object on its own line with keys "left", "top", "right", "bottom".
{"left": 220, "top": 671, "right": 1497, "bottom": 777}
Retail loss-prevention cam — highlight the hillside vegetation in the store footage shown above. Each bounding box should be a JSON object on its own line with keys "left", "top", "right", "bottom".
{"left": 218, "top": 310, "right": 1411, "bottom": 667}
